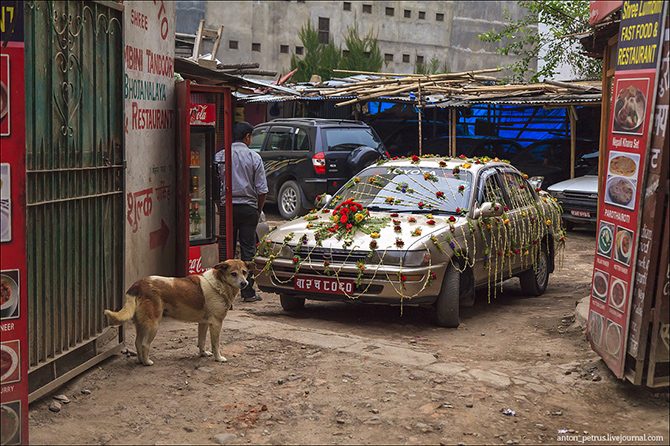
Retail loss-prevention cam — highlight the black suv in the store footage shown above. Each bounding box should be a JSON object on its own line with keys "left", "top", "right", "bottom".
{"left": 249, "top": 118, "right": 387, "bottom": 219}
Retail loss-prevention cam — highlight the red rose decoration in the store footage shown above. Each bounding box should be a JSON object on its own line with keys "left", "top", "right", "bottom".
{"left": 390, "top": 213, "right": 399, "bottom": 217}
{"left": 292, "top": 256, "right": 300, "bottom": 264}
{"left": 392, "top": 219, "right": 401, "bottom": 225}
{"left": 436, "top": 191, "right": 445, "bottom": 199}
{"left": 400, "top": 274, "right": 407, "bottom": 282}
{"left": 418, "top": 201, "right": 425, "bottom": 209}
{"left": 411, "top": 155, "right": 420, "bottom": 163}
{"left": 340, "top": 213, "right": 348, "bottom": 223}
{"left": 459, "top": 154, "right": 466, "bottom": 159}
{"left": 458, "top": 185, "right": 465, "bottom": 192}
{"left": 448, "top": 216, "right": 456, "bottom": 222}
{"left": 395, "top": 238, "right": 405, "bottom": 247}
{"left": 455, "top": 207, "right": 461, "bottom": 214}
{"left": 427, "top": 219, "right": 436, "bottom": 225}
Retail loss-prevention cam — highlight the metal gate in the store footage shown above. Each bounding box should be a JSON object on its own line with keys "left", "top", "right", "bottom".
{"left": 24, "top": 0, "right": 125, "bottom": 401}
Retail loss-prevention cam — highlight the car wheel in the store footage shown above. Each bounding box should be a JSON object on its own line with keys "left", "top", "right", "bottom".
{"left": 278, "top": 180, "right": 305, "bottom": 220}
{"left": 280, "top": 293, "right": 305, "bottom": 311}
{"left": 519, "top": 244, "right": 549, "bottom": 296}
{"left": 435, "top": 265, "right": 460, "bottom": 328}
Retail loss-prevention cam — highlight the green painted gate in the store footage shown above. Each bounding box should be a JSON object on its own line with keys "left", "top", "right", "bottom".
{"left": 24, "top": 0, "right": 125, "bottom": 401}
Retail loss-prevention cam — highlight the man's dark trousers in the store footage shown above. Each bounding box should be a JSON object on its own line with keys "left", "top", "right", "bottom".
{"left": 220, "top": 203, "right": 258, "bottom": 299}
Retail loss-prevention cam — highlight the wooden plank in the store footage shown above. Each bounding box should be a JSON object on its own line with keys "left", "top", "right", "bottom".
{"left": 569, "top": 106, "right": 577, "bottom": 179}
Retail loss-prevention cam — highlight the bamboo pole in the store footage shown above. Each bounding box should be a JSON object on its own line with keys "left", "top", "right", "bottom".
{"left": 418, "top": 82, "right": 423, "bottom": 156}
{"left": 333, "top": 67, "right": 502, "bottom": 77}
{"left": 569, "top": 106, "right": 577, "bottom": 179}
{"left": 335, "top": 83, "right": 420, "bottom": 107}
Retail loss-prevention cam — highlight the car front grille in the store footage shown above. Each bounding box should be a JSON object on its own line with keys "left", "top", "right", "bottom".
{"left": 558, "top": 191, "right": 598, "bottom": 212}
{"left": 300, "top": 247, "right": 370, "bottom": 263}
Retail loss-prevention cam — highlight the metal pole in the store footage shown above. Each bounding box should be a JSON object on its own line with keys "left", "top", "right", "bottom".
{"left": 224, "top": 89, "right": 234, "bottom": 259}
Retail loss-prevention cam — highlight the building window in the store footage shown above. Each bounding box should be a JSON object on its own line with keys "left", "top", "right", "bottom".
{"left": 436, "top": 13, "right": 444, "bottom": 21}
{"left": 296, "top": 46, "right": 304, "bottom": 55}
{"left": 362, "top": 4, "right": 372, "bottom": 14}
{"left": 385, "top": 7, "right": 394, "bottom": 16}
{"left": 343, "top": 1, "right": 351, "bottom": 11}
{"left": 384, "top": 53, "right": 393, "bottom": 63}
{"left": 404, "top": 9, "right": 411, "bottom": 18}
{"left": 252, "top": 42, "right": 261, "bottom": 52}
{"left": 229, "top": 40, "right": 238, "bottom": 49}
{"left": 402, "top": 54, "right": 410, "bottom": 63}
{"left": 363, "top": 50, "right": 371, "bottom": 58}
{"left": 318, "top": 17, "right": 330, "bottom": 44}
{"left": 416, "top": 55, "right": 424, "bottom": 64}
{"left": 418, "top": 11, "right": 425, "bottom": 19}
{"left": 280, "top": 45, "right": 289, "bottom": 54}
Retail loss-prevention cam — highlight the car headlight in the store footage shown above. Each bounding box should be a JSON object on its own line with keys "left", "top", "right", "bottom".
{"left": 404, "top": 250, "right": 431, "bottom": 267}
{"left": 549, "top": 191, "right": 564, "bottom": 200}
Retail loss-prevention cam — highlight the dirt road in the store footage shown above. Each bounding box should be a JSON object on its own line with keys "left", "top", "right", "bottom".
{"left": 29, "top": 231, "right": 669, "bottom": 445}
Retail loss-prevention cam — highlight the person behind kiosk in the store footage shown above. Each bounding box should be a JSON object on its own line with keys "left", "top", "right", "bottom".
{"left": 215, "top": 121, "right": 268, "bottom": 302}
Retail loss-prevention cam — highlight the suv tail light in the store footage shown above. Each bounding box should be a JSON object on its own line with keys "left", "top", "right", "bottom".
{"left": 312, "top": 151, "right": 326, "bottom": 175}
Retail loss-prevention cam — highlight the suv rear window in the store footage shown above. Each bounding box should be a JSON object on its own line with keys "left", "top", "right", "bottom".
{"left": 323, "top": 127, "right": 382, "bottom": 152}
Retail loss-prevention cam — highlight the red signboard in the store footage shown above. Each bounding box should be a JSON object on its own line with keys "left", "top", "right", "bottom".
{"left": 589, "top": 0, "right": 623, "bottom": 25}
{"left": 0, "top": 2, "right": 28, "bottom": 444}
{"left": 587, "top": 0, "right": 666, "bottom": 378}
{"left": 189, "top": 103, "right": 216, "bottom": 126}
{"left": 188, "top": 245, "right": 206, "bottom": 275}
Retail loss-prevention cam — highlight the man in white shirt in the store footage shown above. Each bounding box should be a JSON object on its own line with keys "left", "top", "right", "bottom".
{"left": 216, "top": 122, "right": 268, "bottom": 302}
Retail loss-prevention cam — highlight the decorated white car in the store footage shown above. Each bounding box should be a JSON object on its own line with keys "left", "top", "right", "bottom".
{"left": 254, "top": 155, "right": 565, "bottom": 327}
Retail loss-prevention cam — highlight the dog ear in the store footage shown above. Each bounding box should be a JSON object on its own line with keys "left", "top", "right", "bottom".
{"left": 245, "top": 261, "right": 256, "bottom": 273}
{"left": 214, "top": 261, "right": 229, "bottom": 272}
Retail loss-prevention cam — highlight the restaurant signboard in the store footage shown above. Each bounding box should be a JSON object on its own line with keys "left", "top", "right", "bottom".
{"left": 587, "top": 0, "right": 667, "bottom": 379}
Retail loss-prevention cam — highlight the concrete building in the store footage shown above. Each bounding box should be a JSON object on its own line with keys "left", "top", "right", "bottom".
{"left": 176, "top": 0, "right": 536, "bottom": 77}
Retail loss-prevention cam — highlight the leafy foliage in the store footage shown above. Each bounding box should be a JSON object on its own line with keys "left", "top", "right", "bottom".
{"left": 290, "top": 22, "right": 341, "bottom": 82}
{"left": 340, "top": 25, "right": 383, "bottom": 72}
{"left": 415, "top": 57, "right": 449, "bottom": 75}
{"left": 479, "top": 0, "right": 602, "bottom": 82}
{"left": 291, "top": 21, "right": 383, "bottom": 82}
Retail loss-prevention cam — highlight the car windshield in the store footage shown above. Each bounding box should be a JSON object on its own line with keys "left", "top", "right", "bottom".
{"left": 328, "top": 165, "right": 472, "bottom": 214}
{"left": 324, "top": 127, "right": 383, "bottom": 151}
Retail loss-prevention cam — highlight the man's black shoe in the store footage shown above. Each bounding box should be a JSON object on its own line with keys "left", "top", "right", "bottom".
{"left": 242, "top": 295, "right": 263, "bottom": 303}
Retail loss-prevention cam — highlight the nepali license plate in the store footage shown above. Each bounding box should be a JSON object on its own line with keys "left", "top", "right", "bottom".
{"left": 570, "top": 209, "right": 591, "bottom": 218}
{"left": 293, "top": 276, "right": 355, "bottom": 295}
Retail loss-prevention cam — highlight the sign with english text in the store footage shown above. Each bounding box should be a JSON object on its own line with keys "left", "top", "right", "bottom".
{"left": 189, "top": 103, "right": 216, "bottom": 126}
{"left": 587, "top": 0, "right": 667, "bottom": 379}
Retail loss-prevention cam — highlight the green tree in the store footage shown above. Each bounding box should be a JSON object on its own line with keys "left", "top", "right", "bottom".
{"left": 479, "top": 0, "right": 602, "bottom": 82}
{"left": 339, "top": 25, "right": 383, "bottom": 72}
{"left": 415, "top": 56, "right": 449, "bottom": 75}
{"left": 290, "top": 22, "right": 341, "bottom": 82}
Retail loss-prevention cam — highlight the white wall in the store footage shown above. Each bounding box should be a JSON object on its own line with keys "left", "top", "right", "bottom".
{"left": 124, "top": 0, "right": 177, "bottom": 288}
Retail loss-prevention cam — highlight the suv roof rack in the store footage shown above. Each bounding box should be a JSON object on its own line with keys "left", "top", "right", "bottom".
{"left": 268, "top": 118, "right": 364, "bottom": 126}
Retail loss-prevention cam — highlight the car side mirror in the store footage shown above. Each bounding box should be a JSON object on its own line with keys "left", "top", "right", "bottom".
{"left": 316, "top": 194, "right": 332, "bottom": 207}
{"left": 473, "top": 202, "right": 504, "bottom": 219}
{"left": 528, "top": 176, "right": 544, "bottom": 190}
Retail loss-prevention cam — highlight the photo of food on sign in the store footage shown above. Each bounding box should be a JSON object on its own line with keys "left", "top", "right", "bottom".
{"left": 612, "top": 79, "right": 648, "bottom": 135}
{"left": 605, "top": 175, "right": 637, "bottom": 210}
{"left": 0, "top": 339, "right": 20, "bottom": 384}
{"left": 605, "top": 319, "right": 623, "bottom": 359}
{"left": 614, "top": 226, "right": 633, "bottom": 266}
{"left": 0, "top": 270, "right": 19, "bottom": 320}
{"left": 609, "top": 278, "right": 626, "bottom": 312}
{"left": 0, "top": 401, "right": 21, "bottom": 445}
{"left": 588, "top": 311, "right": 604, "bottom": 347}
{"left": 592, "top": 269, "right": 609, "bottom": 302}
{"left": 597, "top": 221, "right": 614, "bottom": 258}
{"left": 608, "top": 151, "right": 639, "bottom": 178}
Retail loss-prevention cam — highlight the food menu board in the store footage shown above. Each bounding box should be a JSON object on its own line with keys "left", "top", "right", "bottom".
{"left": 588, "top": 0, "right": 667, "bottom": 378}
{"left": 0, "top": 1, "right": 28, "bottom": 444}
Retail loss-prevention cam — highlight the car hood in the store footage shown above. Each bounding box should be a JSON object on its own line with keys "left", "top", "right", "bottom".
{"left": 262, "top": 211, "right": 463, "bottom": 252}
{"left": 547, "top": 175, "right": 598, "bottom": 194}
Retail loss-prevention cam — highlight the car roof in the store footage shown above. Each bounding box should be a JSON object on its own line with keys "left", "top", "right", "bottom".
{"left": 257, "top": 118, "right": 369, "bottom": 128}
{"left": 371, "top": 156, "right": 512, "bottom": 173}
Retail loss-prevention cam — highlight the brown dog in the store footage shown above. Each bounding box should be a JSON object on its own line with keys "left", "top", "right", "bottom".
{"left": 104, "top": 259, "right": 252, "bottom": 366}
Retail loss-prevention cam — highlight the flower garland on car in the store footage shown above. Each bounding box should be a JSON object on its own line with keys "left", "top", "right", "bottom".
{"left": 256, "top": 154, "right": 566, "bottom": 305}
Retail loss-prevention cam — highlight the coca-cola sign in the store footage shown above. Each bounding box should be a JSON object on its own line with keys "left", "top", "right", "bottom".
{"left": 188, "top": 245, "right": 206, "bottom": 274}
{"left": 189, "top": 103, "right": 216, "bottom": 126}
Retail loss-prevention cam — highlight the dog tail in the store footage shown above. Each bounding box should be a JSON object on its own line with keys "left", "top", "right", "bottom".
{"left": 104, "top": 294, "right": 137, "bottom": 325}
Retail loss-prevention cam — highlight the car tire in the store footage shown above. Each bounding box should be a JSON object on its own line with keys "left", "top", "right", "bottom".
{"left": 519, "top": 244, "right": 550, "bottom": 296}
{"left": 280, "top": 293, "right": 305, "bottom": 311}
{"left": 435, "top": 265, "right": 460, "bottom": 328}
{"left": 278, "top": 180, "right": 305, "bottom": 220}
